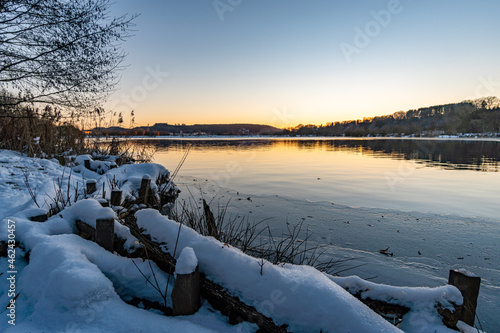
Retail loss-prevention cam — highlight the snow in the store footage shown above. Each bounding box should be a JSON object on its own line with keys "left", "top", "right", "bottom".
{"left": 74, "top": 154, "right": 117, "bottom": 175}
{"left": 97, "top": 207, "right": 116, "bottom": 220}
{"left": 186, "top": 181, "right": 499, "bottom": 332}
{"left": 456, "top": 321, "right": 485, "bottom": 333}
{"left": 136, "top": 208, "right": 461, "bottom": 333}
{"left": 0, "top": 231, "right": 224, "bottom": 333}
{"left": 20, "top": 207, "right": 48, "bottom": 219}
{"left": 0, "top": 150, "right": 75, "bottom": 220}
{"left": 455, "top": 268, "right": 479, "bottom": 278}
{"left": 328, "top": 275, "right": 463, "bottom": 332}
{"left": 102, "top": 162, "right": 169, "bottom": 203}
{"left": 0, "top": 151, "right": 251, "bottom": 332}
{"left": 60, "top": 199, "right": 140, "bottom": 251}
{"left": 0, "top": 193, "right": 248, "bottom": 332}
{"left": 0, "top": 150, "right": 479, "bottom": 332}
{"left": 175, "top": 247, "right": 198, "bottom": 275}
{"left": 329, "top": 275, "right": 462, "bottom": 308}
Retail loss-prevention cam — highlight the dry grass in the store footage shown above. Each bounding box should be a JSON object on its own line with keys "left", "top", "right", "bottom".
{"left": 171, "top": 192, "right": 359, "bottom": 276}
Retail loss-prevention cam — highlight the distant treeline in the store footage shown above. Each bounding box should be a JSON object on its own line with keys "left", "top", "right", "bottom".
{"left": 281, "top": 97, "right": 500, "bottom": 137}
{"left": 92, "top": 123, "right": 281, "bottom": 137}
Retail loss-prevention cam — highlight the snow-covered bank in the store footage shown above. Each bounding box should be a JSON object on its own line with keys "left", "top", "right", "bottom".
{"left": 0, "top": 150, "right": 488, "bottom": 332}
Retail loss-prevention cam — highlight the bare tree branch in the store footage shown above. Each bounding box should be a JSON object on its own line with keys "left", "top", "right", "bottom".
{"left": 0, "top": 0, "right": 137, "bottom": 111}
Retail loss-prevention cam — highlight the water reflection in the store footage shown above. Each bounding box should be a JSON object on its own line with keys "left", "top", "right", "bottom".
{"left": 134, "top": 138, "right": 499, "bottom": 172}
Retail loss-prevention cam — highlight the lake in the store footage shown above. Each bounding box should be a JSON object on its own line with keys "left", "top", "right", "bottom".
{"left": 140, "top": 137, "right": 500, "bottom": 219}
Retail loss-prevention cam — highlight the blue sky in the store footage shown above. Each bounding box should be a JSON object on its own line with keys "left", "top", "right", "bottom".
{"left": 107, "top": 0, "right": 500, "bottom": 127}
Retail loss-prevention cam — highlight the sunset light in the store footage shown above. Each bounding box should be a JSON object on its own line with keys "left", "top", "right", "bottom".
{"left": 107, "top": 1, "right": 500, "bottom": 127}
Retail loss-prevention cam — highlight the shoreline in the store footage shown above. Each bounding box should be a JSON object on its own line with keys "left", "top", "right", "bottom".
{"left": 92, "top": 135, "right": 500, "bottom": 142}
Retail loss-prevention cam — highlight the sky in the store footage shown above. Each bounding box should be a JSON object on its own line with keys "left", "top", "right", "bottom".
{"left": 106, "top": 0, "right": 500, "bottom": 128}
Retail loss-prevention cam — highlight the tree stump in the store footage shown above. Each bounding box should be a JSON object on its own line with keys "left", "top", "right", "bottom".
{"left": 448, "top": 269, "right": 481, "bottom": 326}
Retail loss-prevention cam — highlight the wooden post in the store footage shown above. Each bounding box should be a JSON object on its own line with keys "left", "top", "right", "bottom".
{"left": 86, "top": 179, "right": 97, "bottom": 194}
{"left": 95, "top": 210, "right": 115, "bottom": 252}
{"left": 172, "top": 266, "right": 201, "bottom": 316}
{"left": 448, "top": 269, "right": 481, "bottom": 326}
{"left": 110, "top": 189, "right": 122, "bottom": 206}
{"left": 84, "top": 159, "right": 91, "bottom": 170}
{"left": 139, "top": 175, "right": 151, "bottom": 204}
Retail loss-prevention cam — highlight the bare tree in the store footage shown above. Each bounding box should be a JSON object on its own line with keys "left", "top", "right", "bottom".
{"left": 0, "top": 0, "right": 136, "bottom": 110}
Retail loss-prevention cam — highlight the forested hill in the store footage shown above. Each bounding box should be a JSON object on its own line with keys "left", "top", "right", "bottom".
{"left": 150, "top": 123, "right": 281, "bottom": 135}
{"left": 93, "top": 123, "right": 281, "bottom": 136}
{"left": 282, "top": 97, "right": 500, "bottom": 137}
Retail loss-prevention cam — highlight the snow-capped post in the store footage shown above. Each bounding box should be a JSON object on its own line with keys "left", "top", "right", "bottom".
{"left": 448, "top": 269, "right": 481, "bottom": 326}
{"left": 86, "top": 179, "right": 97, "bottom": 195}
{"left": 171, "top": 247, "right": 201, "bottom": 316}
{"left": 84, "top": 159, "right": 91, "bottom": 170}
{"left": 110, "top": 189, "right": 122, "bottom": 206}
{"left": 95, "top": 208, "right": 115, "bottom": 252}
{"left": 139, "top": 175, "right": 151, "bottom": 204}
